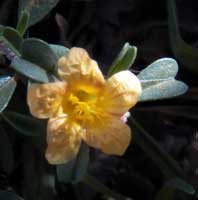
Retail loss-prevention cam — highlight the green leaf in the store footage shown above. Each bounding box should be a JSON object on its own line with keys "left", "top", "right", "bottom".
{"left": 167, "top": 0, "right": 198, "bottom": 74}
{"left": 139, "top": 80, "right": 188, "bottom": 102}
{"left": 17, "top": 10, "right": 30, "bottom": 36}
{"left": 0, "top": 76, "right": 16, "bottom": 113}
{"left": 11, "top": 57, "right": 49, "bottom": 83}
{"left": 0, "top": 191, "right": 23, "bottom": 200}
{"left": 18, "top": 0, "right": 60, "bottom": 27}
{"left": 108, "top": 43, "right": 137, "bottom": 76}
{"left": 0, "top": 27, "right": 23, "bottom": 57}
{"left": 22, "top": 38, "right": 58, "bottom": 72}
{"left": 50, "top": 44, "right": 69, "bottom": 59}
{"left": 2, "top": 111, "right": 46, "bottom": 136}
{"left": 57, "top": 142, "right": 89, "bottom": 184}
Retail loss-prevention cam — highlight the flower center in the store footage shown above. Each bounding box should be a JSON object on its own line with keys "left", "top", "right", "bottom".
{"left": 64, "top": 87, "right": 100, "bottom": 125}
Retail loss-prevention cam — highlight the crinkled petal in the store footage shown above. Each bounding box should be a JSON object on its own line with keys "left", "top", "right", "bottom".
{"left": 46, "top": 116, "right": 83, "bottom": 164}
{"left": 102, "top": 70, "right": 142, "bottom": 116}
{"left": 27, "top": 82, "right": 67, "bottom": 119}
{"left": 58, "top": 47, "right": 105, "bottom": 86}
{"left": 83, "top": 118, "right": 131, "bottom": 155}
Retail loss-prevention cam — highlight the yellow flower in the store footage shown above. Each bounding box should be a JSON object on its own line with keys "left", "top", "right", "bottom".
{"left": 27, "top": 47, "right": 142, "bottom": 164}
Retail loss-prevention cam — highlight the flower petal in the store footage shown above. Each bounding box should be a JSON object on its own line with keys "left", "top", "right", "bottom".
{"left": 58, "top": 47, "right": 105, "bottom": 86}
{"left": 103, "top": 70, "right": 142, "bottom": 116}
{"left": 46, "top": 116, "right": 83, "bottom": 164}
{"left": 83, "top": 118, "right": 131, "bottom": 155}
{"left": 27, "top": 82, "right": 66, "bottom": 119}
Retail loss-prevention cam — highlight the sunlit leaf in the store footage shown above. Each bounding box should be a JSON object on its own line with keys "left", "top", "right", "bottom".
{"left": 11, "top": 57, "right": 49, "bottom": 83}
{"left": 167, "top": 0, "right": 198, "bottom": 74}
{"left": 139, "top": 80, "right": 188, "bottom": 102}
{"left": 2, "top": 111, "right": 46, "bottom": 136}
{"left": 57, "top": 142, "right": 89, "bottom": 184}
{"left": 138, "top": 58, "right": 178, "bottom": 89}
{"left": 138, "top": 58, "right": 188, "bottom": 101}
{"left": 138, "top": 58, "right": 178, "bottom": 81}
{"left": 0, "top": 76, "right": 16, "bottom": 113}
{"left": 22, "top": 38, "right": 58, "bottom": 72}
{"left": 18, "top": 0, "right": 60, "bottom": 27}
{"left": 108, "top": 43, "right": 137, "bottom": 76}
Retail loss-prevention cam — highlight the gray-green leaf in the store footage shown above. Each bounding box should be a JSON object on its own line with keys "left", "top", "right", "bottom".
{"left": 11, "top": 57, "right": 49, "bottom": 83}
{"left": 50, "top": 44, "right": 69, "bottom": 59}
{"left": 138, "top": 58, "right": 178, "bottom": 81}
{"left": 18, "top": 0, "right": 60, "bottom": 27}
{"left": 56, "top": 142, "right": 89, "bottom": 184}
{"left": 139, "top": 80, "right": 188, "bottom": 102}
{"left": 138, "top": 58, "right": 188, "bottom": 101}
{"left": 0, "top": 76, "right": 16, "bottom": 113}
{"left": 22, "top": 38, "right": 58, "bottom": 72}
